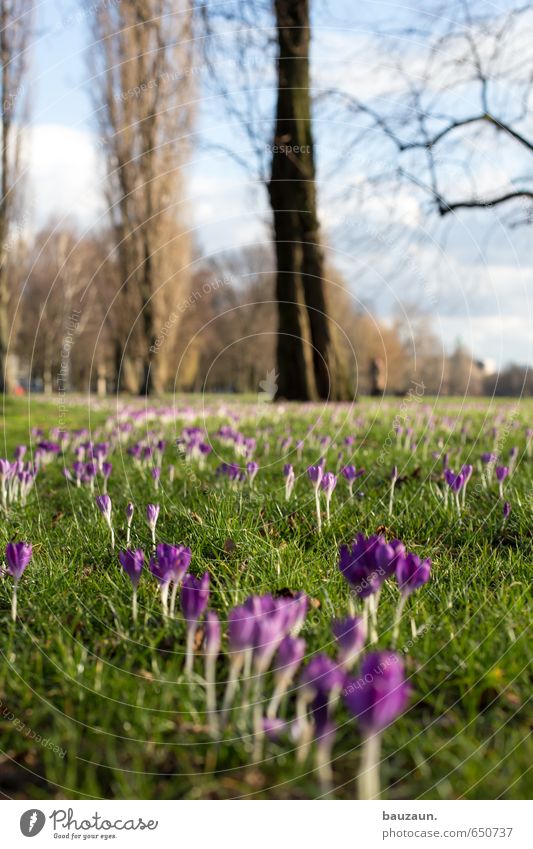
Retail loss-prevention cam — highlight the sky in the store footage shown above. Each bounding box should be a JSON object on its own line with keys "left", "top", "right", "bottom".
{"left": 21, "top": 0, "right": 533, "bottom": 370}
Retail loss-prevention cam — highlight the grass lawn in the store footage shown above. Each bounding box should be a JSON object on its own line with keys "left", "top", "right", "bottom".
{"left": 0, "top": 394, "right": 531, "bottom": 800}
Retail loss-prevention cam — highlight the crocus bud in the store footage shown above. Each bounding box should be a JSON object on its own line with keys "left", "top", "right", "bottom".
{"left": 146, "top": 503, "right": 160, "bottom": 530}
{"left": 246, "top": 461, "right": 259, "bottom": 484}
{"left": 5, "top": 541, "right": 32, "bottom": 582}
{"left": 321, "top": 472, "right": 337, "bottom": 497}
{"left": 156, "top": 543, "right": 191, "bottom": 584}
{"left": 396, "top": 553, "right": 431, "bottom": 597}
{"left": 307, "top": 465, "right": 323, "bottom": 488}
{"left": 118, "top": 548, "right": 145, "bottom": 588}
{"left": 126, "top": 502, "right": 134, "bottom": 524}
{"left": 180, "top": 572, "right": 210, "bottom": 625}
{"left": 95, "top": 494, "right": 112, "bottom": 523}
{"left": 228, "top": 604, "right": 256, "bottom": 654}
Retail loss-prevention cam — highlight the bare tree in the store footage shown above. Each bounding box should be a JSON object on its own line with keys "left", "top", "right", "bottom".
{"left": 200, "top": 0, "right": 337, "bottom": 400}
{"left": 0, "top": 0, "right": 33, "bottom": 393}
{"left": 325, "top": 1, "right": 533, "bottom": 225}
{"left": 89, "top": 0, "right": 193, "bottom": 394}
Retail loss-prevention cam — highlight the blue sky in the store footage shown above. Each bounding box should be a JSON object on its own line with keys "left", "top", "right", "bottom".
{"left": 23, "top": 0, "right": 533, "bottom": 369}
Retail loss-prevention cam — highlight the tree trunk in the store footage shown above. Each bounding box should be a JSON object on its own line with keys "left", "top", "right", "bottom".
{"left": 269, "top": 0, "right": 335, "bottom": 400}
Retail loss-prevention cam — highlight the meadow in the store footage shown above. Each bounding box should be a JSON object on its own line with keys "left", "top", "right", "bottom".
{"left": 0, "top": 394, "right": 531, "bottom": 800}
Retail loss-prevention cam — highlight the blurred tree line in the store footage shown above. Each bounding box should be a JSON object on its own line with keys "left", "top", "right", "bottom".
{"left": 12, "top": 233, "right": 530, "bottom": 396}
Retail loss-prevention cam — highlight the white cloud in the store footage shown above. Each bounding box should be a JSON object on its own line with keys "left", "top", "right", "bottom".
{"left": 24, "top": 124, "right": 104, "bottom": 228}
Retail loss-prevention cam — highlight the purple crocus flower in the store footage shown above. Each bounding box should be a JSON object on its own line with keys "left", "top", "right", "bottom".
{"left": 444, "top": 469, "right": 464, "bottom": 493}
{"left": 332, "top": 616, "right": 366, "bottom": 669}
{"left": 283, "top": 463, "right": 295, "bottom": 500}
{"left": 151, "top": 542, "right": 191, "bottom": 618}
{"left": 321, "top": 472, "right": 337, "bottom": 523}
{"left": 307, "top": 465, "right": 323, "bottom": 488}
{"left": 146, "top": 503, "right": 160, "bottom": 527}
{"left": 5, "top": 541, "right": 32, "bottom": 622}
{"left": 96, "top": 493, "right": 112, "bottom": 521}
{"left": 181, "top": 572, "right": 210, "bottom": 674}
{"left": 146, "top": 503, "right": 160, "bottom": 548}
{"left": 308, "top": 465, "right": 324, "bottom": 531}
{"left": 396, "top": 553, "right": 431, "bottom": 597}
{"left": 344, "top": 652, "right": 409, "bottom": 735}
{"left": 495, "top": 466, "right": 509, "bottom": 498}
{"left": 246, "top": 461, "right": 259, "bottom": 486}
{"left": 338, "top": 534, "right": 386, "bottom": 598}
{"left": 118, "top": 548, "right": 144, "bottom": 588}
{"left": 299, "top": 653, "right": 346, "bottom": 698}
{"left": 102, "top": 462, "right": 112, "bottom": 492}
{"left": 118, "top": 548, "right": 145, "bottom": 623}
{"left": 345, "top": 650, "right": 410, "bottom": 799}
{"left": 204, "top": 609, "right": 221, "bottom": 736}
{"left": 503, "top": 501, "right": 511, "bottom": 520}
{"left": 96, "top": 494, "right": 115, "bottom": 548}
{"left": 181, "top": 572, "right": 210, "bottom": 625}
{"left": 151, "top": 467, "right": 161, "bottom": 489}
{"left": 5, "top": 542, "right": 32, "bottom": 583}
{"left": 227, "top": 604, "right": 256, "bottom": 656}
{"left": 341, "top": 465, "right": 364, "bottom": 497}
{"left": 297, "top": 654, "right": 346, "bottom": 766}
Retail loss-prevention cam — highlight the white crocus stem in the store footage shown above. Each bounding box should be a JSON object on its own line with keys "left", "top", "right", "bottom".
{"left": 295, "top": 691, "right": 313, "bottom": 763}
{"left": 316, "top": 733, "right": 334, "bottom": 797}
{"left": 267, "top": 670, "right": 294, "bottom": 719}
{"left": 205, "top": 654, "right": 219, "bottom": 738}
{"left": 126, "top": 525, "right": 131, "bottom": 547}
{"left": 160, "top": 583, "right": 170, "bottom": 618}
{"left": 132, "top": 588, "right": 138, "bottom": 623}
{"left": 185, "top": 623, "right": 196, "bottom": 675}
{"left": 252, "top": 673, "right": 266, "bottom": 761}
{"left": 110, "top": 525, "right": 115, "bottom": 549}
{"left": 392, "top": 594, "right": 408, "bottom": 647}
{"left": 221, "top": 654, "right": 245, "bottom": 728}
{"left": 370, "top": 588, "right": 381, "bottom": 643}
{"left": 325, "top": 494, "right": 332, "bottom": 524}
{"left": 239, "top": 648, "right": 254, "bottom": 714}
{"left": 170, "top": 581, "right": 180, "bottom": 618}
{"left": 151, "top": 528, "right": 156, "bottom": 552}
{"left": 358, "top": 731, "right": 382, "bottom": 800}
{"left": 11, "top": 582, "right": 18, "bottom": 622}
{"left": 455, "top": 491, "right": 461, "bottom": 517}
{"left": 315, "top": 487, "right": 322, "bottom": 533}
{"left": 388, "top": 479, "right": 396, "bottom": 516}
{"left": 499, "top": 481, "right": 504, "bottom": 499}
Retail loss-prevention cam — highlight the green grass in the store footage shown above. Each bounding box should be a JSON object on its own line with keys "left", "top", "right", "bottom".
{"left": 0, "top": 395, "right": 531, "bottom": 800}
